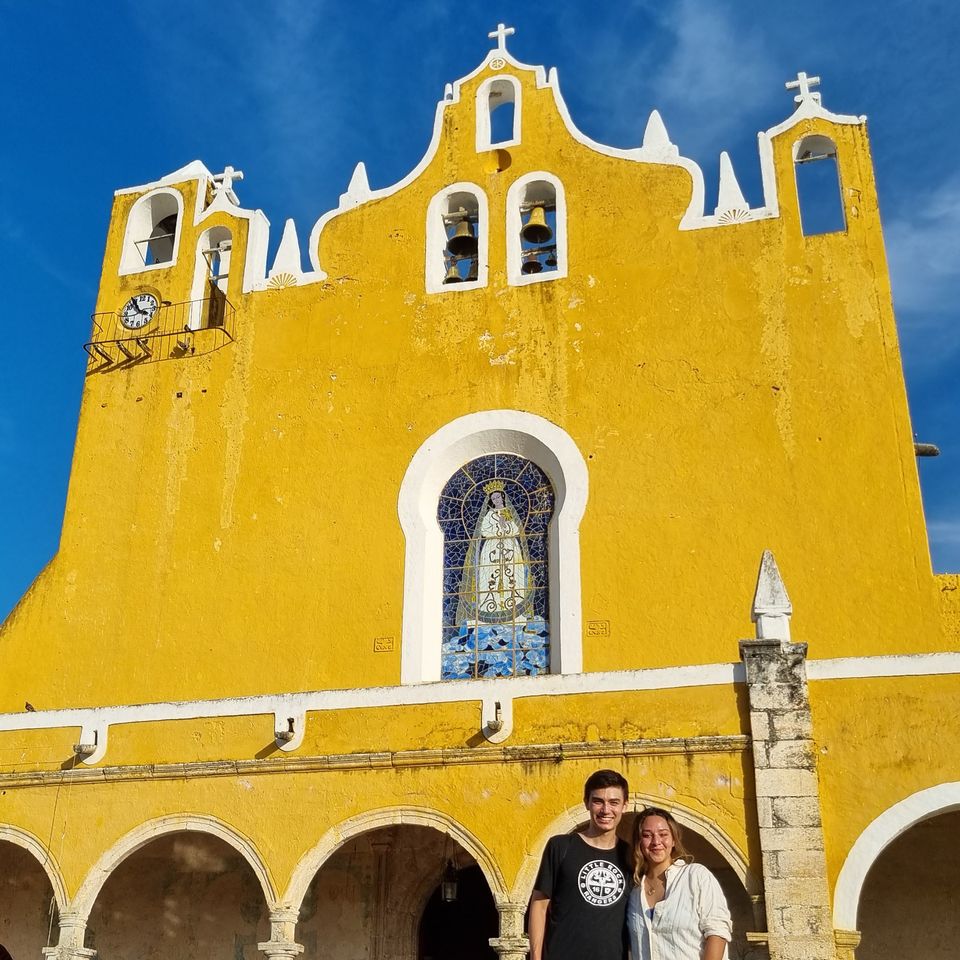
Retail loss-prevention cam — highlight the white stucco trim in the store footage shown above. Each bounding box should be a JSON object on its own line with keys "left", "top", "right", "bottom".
{"left": 398, "top": 410, "right": 588, "bottom": 684}
{"left": 511, "top": 795, "right": 758, "bottom": 903}
{"left": 1, "top": 653, "right": 956, "bottom": 766}
{"left": 833, "top": 782, "right": 960, "bottom": 929}
{"left": 284, "top": 805, "right": 508, "bottom": 911}
{"left": 0, "top": 823, "right": 69, "bottom": 908}
{"left": 424, "top": 183, "right": 489, "bottom": 293}
{"left": 70, "top": 813, "right": 277, "bottom": 918}
{"left": 505, "top": 172, "right": 568, "bottom": 286}
{"left": 807, "top": 652, "right": 960, "bottom": 681}
{"left": 197, "top": 191, "right": 271, "bottom": 294}
{"left": 476, "top": 75, "right": 522, "bottom": 151}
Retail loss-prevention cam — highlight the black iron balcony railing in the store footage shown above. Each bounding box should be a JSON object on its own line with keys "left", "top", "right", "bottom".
{"left": 84, "top": 294, "right": 236, "bottom": 368}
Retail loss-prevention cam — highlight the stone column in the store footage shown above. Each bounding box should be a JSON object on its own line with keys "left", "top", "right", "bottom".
{"left": 489, "top": 901, "right": 529, "bottom": 960}
{"left": 41, "top": 911, "right": 96, "bottom": 960}
{"left": 834, "top": 930, "right": 861, "bottom": 960}
{"left": 740, "top": 551, "right": 837, "bottom": 960}
{"left": 257, "top": 908, "right": 304, "bottom": 960}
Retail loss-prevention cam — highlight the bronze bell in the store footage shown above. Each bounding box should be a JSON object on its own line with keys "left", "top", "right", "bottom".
{"left": 466, "top": 259, "right": 478, "bottom": 281}
{"left": 521, "top": 206, "right": 552, "bottom": 244}
{"left": 447, "top": 219, "right": 478, "bottom": 256}
{"left": 521, "top": 253, "right": 542, "bottom": 275}
{"left": 545, "top": 250, "right": 558, "bottom": 268}
{"left": 443, "top": 263, "right": 463, "bottom": 284}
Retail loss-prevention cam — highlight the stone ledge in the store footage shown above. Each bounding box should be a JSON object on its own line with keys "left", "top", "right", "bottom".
{"left": 0, "top": 734, "right": 750, "bottom": 788}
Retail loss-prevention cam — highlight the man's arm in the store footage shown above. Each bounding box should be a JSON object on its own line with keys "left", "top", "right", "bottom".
{"left": 528, "top": 891, "right": 550, "bottom": 960}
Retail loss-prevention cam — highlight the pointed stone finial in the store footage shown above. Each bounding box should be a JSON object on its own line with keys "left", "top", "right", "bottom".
{"left": 641, "top": 110, "right": 675, "bottom": 156}
{"left": 715, "top": 151, "right": 748, "bottom": 217}
{"left": 269, "top": 219, "right": 302, "bottom": 278}
{"left": 343, "top": 161, "right": 371, "bottom": 204}
{"left": 751, "top": 550, "right": 793, "bottom": 641}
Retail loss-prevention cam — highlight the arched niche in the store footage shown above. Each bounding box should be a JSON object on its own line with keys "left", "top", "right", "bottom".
{"left": 476, "top": 75, "right": 521, "bottom": 151}
{"left": 506, "top": 172, "right": 567, "bottom": 285}
{"left": 0, "top": 829, "right": 64, "bottom": 959}
{"left": 189, "top": 224, "right": 233, "bottom": 329}
{"left": 793, "top": 134, "right": 845, "bottom": 236}
{"left": 398, "top": 410, "right": 588, "bottom": 685}
{"left": 83, "top": 827, "right": 272, "bottom": 960}
{"left": 834, "top": 781, "right": 960, "bottom": 932}
{"left": 120, "top": 188, "right": 184, "bottom": 274}
{"left": 71, "top": 814, "right": 276, "bottom": 919}
{"left": 293, "top": 822, "right": 499, "bottom": 960}
{"left": 284, "top": 806, "right": 508, "bottom": 911}
{"left": 425, "top": 184, "right": 488, "bottom": 293}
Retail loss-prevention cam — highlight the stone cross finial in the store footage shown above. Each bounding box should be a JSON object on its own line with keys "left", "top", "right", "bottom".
{"left": 212, "top": 165, "right": 244, "bottom": 204}
{"left": 786, "top": 71, "right": 822, "bottom": 105}
{"left": 488, "top": 23, "right": 515, "bottom": 51}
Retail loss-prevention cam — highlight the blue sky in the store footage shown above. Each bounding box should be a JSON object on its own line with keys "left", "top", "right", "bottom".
{"left": 0, "top": 1, "right": 957, "bottom": 620}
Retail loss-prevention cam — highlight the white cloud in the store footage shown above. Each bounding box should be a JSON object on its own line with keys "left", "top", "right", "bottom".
{"left": 929, "top": 520, "right": 960, "bottom": 546}
{"left": 885, "top": 173, "right": 960, "bottom": 315}
{"left": 652, "top": 0, "right": 779, "bottom": 148}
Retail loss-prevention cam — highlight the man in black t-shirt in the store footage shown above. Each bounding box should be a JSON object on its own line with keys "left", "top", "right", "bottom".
{"left": 528, "top": 769, "right": 631, "bottom": 960}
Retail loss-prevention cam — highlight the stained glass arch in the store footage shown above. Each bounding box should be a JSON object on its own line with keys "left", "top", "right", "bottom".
{"left": 439, "top": 454, "right": 554, "bottom": 680}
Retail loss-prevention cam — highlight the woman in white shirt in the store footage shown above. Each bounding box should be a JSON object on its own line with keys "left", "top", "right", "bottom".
{"left": 626, "top": 806, "right": 732, "bottom": 960}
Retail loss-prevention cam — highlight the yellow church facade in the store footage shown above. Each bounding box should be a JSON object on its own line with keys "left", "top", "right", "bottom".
{"left": 1, "top": 27, "right": 958, "bottom": 960}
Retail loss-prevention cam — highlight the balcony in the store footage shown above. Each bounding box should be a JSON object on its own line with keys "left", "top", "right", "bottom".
{"left": 84, "top": 294, "right": 236, "bottom": 369}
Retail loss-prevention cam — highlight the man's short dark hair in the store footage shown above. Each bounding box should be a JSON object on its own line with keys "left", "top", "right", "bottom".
{"left": 583, "top": 768, "right": 629, "bottom": 804}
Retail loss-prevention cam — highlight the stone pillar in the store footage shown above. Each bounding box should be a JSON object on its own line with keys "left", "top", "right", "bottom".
{"left": 257, "top": 908, "right": 304, "bottom": 960}
{"left": 41, "top": 911, "right": 96, "bottom": 960}
{"left": 741, "top": 551, "right": 837, "bottom": 960}
{"left": 489, "top": 902, "right": 529, "bottom": 960}
{"left": 834, "top": 930, "right": 861, "bottom": 960}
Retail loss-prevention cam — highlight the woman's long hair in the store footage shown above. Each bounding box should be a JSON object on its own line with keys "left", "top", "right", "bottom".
{"left": 631, "top": 806, "right": 693, "bottom": 884}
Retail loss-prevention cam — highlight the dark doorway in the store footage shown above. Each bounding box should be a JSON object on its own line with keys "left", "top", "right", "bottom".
{"left": 418, "top": 864, "right": 498, "bottom": 960}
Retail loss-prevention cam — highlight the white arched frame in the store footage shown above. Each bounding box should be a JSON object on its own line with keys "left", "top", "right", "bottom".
{"left": 476, "top": 75, "right": 521, "bottom": 151}
{"left": 0, "top": 823, "right": 69, "bottom": 909}
{"left": 833, "top": 781, "right": 960, "bottom": 930}
{"left": 283, "top": 805, "right": 508, "bottom": 911}
{"left": 119, "top": 187, "right": 184, "bottom": 275}
{"left": 425, "top": 183, "right": 488, "bottom": 294}
{"left": 506, "top": 172, "right": 568, "bottom": 286}
{"left": 70, "top": 813, "right": 277, "bottom": 918}
{"left": 398, "top": 410, "right": 588, "bottom": 685}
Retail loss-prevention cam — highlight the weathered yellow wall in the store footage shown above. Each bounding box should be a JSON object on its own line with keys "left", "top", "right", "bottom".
{"left": 0, "top": 61, "right": 944, "bottom": 713}
{"left": 810, "top": 673, "right": 960, "bottom": 887}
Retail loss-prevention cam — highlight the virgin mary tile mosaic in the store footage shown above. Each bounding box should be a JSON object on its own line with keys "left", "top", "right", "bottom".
{"left": 439, "top": 454, "right": 554, "bottom": 679}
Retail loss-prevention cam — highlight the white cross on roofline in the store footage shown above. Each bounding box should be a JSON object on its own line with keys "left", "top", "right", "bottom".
{"left": 212, "top": 165, "right": 244, "bottom": 204}
{"left": 786, "top": 71, "right": 822, "bottom": 105}
{"left": 488, "top": 23, "right": 515, "bottom": 51}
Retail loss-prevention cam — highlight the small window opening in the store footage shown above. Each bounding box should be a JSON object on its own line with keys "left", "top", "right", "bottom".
{"left": 442, "top": 193, "right": 480, "bottom": 285}
{"left": 519, "top": 182, "right": 558, "bottom": 276}
{"left": 490, "top": 96, "right": 515, "bottom": 147}
{"left": 795, "top": 135, "right": 845, "bottom": 236}
{"left": 143, "top": 214, "right": 178, "bottom": 265}
{"left": 478, "top": 77, "right": 519, "bottom": 151}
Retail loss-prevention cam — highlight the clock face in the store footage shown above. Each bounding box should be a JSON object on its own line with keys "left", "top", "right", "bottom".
{"left": 120, "top": 293, "right": 159, "bottom": 330}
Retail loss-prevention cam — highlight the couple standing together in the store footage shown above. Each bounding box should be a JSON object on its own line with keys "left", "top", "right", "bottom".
{"left": 529, "top": 769, "right": 732, "bottom": 960}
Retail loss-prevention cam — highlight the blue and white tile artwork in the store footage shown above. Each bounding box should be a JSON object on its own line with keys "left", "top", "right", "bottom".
{"left": 438, "top": 460, "right": 554, "bottom": 678}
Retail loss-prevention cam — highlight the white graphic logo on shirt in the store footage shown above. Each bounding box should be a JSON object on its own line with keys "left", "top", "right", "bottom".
{"left": 578, "top": 859, "right": 626, "bottom": 906}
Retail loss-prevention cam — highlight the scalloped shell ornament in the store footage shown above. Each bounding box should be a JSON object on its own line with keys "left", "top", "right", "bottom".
{"left": 267, "top": 272, "right": 298, "bottom": 289}
{"left": 717, "top": 207, "right": 751, "bottom": 225}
